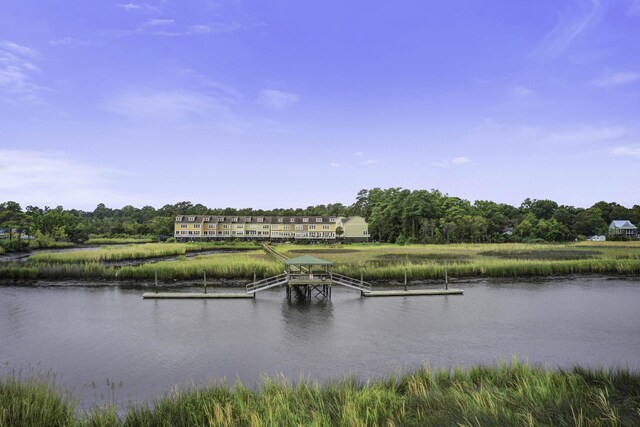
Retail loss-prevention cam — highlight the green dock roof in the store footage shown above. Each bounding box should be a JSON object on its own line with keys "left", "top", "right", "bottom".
{"left": 284, "top": 255, "right": 333, "bottom": 266}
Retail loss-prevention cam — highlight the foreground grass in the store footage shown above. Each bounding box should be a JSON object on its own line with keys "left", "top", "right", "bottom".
{"left": 2, "top": 360, "right": 639, "bottom": 426}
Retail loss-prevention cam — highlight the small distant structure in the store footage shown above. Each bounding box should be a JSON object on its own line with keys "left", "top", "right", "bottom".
{"left": 502, "top": 227, "right": 514, "bottom": 236}
{"left": 587, "top": 235, "right": 606, "bottom": 242}
{"left": 609, "top": 220, "right": 638, "bottom": 238}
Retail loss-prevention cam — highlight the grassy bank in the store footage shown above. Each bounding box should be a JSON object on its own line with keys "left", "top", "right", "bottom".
{"left": 2, "top": 242, "right": 640, "bottom": 282}
{"left": 2, "top": 360, "right": 639, "bottom": 426}
{"left": 28, "top": 242, "right": 259, "bottom": 264}
{"left": 84, "top": 237, "right": 156, "bottom": 245}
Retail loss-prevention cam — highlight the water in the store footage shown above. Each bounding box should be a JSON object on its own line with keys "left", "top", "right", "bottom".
{"left": 1, "top": 277, "right": 639, "bottom": 412}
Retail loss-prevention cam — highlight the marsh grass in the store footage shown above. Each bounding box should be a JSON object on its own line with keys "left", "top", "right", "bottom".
{"left": 2, "top": 360, "right": 639, "bottom": 426}
{"left": 3, "top": 241, "right": 640, "bottom": 282}
{"left": 84, "top": 237, "right": 155, "bottom": 245}
{"left": 28, "top": 242, "right": 259, "bottom": 265}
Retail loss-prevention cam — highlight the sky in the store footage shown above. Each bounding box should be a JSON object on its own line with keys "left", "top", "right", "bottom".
{"left": 1, "top": 0, "right": 639, "bottom": 211}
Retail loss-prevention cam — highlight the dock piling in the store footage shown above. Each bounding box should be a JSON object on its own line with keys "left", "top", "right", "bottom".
{"left": 203, "top": 268, "right": 207, "bottom": 294}
{"left": 154, "top": 269, "right": 158, "bottom": 294}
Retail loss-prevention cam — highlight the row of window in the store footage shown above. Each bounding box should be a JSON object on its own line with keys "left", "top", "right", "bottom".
{"left": 180, "top": 224, "right": 332, "bottom": 230}
{"left": 176, "top": 231, "right": 337, "bottom": 238}
{"left": 176, "top": 216, "right": 337, "bottom": 223}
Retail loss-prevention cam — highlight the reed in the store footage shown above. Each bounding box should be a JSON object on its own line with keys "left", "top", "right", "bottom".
{"left": 3, "top": 360, "right": 639, "bottom": 426}
{"left": 84, "top": 237, "right": 155, "bottom": 245}
{"left": 28, "top": 242, "right": 259, "bottom": 265}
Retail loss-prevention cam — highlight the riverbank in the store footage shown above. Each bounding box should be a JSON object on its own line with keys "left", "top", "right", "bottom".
{"left": 2, "top": 359, "right": 639, "bottom": 426}
{"left": 1, "top": 241, "right": 639, "bottom": 283}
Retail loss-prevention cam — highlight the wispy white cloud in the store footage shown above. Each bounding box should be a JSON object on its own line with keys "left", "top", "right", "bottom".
{"left": 433, "top": 157, "right": 473, "bottom": 168}
{"left": 628, "top": 0, "right": 640, "bottom": 16}
{"left": 533, "top": 0, "right": 602, "bottom": 60}
{"left": 612, "top": 145, "right": 640, "bottom": 158}
{"left": 0, "top": 40, "right": 45, "bottom": 104}
{"left": 257, "top": 89, "right": 299, "bottom": 109}
{"left": 354, "top": 151, "right": 363, "bottom": 156}
{"left": 146, "top": 18, "right": 175, "bottom": 26}
{"left": 591, "top": 70, "right": 639, "bottom": 87}
{"left": 451, "top": 156, "right": 472, "bottom": 165}
{"left": 511, "top": 85, "right": 535, "bottom": 97}
{"left": 188, "top": 22, "right": 249, "bottom": 34}
{"left": 546, "top": 126, "right": 626, "bottom": 144}
{"left": 363, "top": 159, "right": 378, "bottom": 165}
{"left": 116, "top": 3, "right": 158, "bottom": 13}
{"left": 329, "top": 162, "right": 341, "bottom": 167}
{"left": 0, "top": 40, "right": 39, "bottom": 58}
{"left": 0, "top": 149, "right": 130, "bottom": 209}
{"left": 104, "top": 89, "right": 228, "bottom": 121}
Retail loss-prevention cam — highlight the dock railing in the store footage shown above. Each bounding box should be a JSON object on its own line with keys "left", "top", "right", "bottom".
{"left": 246, "top": 273, "right": 288, "bottom": 294}
{"left": 331, "top": 273, "right": 373, "bottom": 292}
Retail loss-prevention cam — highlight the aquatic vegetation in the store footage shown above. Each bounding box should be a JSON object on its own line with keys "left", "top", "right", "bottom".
{"left": 2, "top": 360, "right": 639, "bottom": 426}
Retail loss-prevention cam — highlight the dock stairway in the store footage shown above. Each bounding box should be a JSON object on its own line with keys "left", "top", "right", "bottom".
{"left": 246, "top": 273, "right": 288, "bottom": 294}
{"left": 331, "top": 273, "right": 373, "bottom": 292}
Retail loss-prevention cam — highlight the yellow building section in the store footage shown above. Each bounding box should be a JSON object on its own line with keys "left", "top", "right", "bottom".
{"left": 174, "top": 217, "right": 204, "bottom": 238}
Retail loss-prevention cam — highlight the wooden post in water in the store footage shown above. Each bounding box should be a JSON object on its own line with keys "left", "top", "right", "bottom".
{"left": 444, "top": 263, "right": 448, "bottom": 290}
{"left": 203, "top": 268, "right": 207, "bottom": 294}
{"left": 253, "top": 269, "right": 256, "bottom": 286}
{"left": 154, "top": 268, "right": 158, "bottom": 293}
{"left": 404, "top": 267, "right": 408, "bottom": 291}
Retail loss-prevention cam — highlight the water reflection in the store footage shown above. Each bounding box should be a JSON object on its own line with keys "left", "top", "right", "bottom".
{"left": 1, "top": 278, "right": 639, "bottom": 412}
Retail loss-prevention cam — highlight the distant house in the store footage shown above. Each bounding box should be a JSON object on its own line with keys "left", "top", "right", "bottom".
{"left": 336, "top": 216, "right": 370, "bottom": 242}
{"left": 587, "top": 235, "right": 606, "bottom": 242}
{"left": 609, "top": 220, "right": 638, "bottom": 238}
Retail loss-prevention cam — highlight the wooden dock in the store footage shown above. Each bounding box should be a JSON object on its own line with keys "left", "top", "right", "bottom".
{"left": 142, "top": 292, "right": 253, "bottom": 299}
{"left": 363, "top": 289, "right": 464, "bottom": 297}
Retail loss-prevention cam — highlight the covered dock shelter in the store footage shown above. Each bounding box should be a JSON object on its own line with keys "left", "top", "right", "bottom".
{"left": 284, "top": 255, "right": 333, "bottom": 300}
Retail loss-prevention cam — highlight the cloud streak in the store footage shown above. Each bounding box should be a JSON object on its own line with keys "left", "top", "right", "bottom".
{"left": 257, "top": 89, "right": 299, "bottom": 109}
{"left": 0, "top": 40, "right": 45, "bottom": 104}
{"left": 612, "top": 146, "right": 640, "bottom": 159}
{"left": 0, "top": 149, "right": 130, "bottom": 209}
{"left": 591, "top": 70, "right": 639, "bottom": 87}
{"left": 533, "top": 0, "right": 602, "bottom": 60}
{"left": 433, "top": 157, "right": 473, "bottom": 168}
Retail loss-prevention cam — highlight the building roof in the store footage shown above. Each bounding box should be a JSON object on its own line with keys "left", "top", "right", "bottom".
{"left": 284, "top": 255, "right": 333, "bottom": 266}
{"left": 610, "top": 220, "right": 637, "bottom": 229}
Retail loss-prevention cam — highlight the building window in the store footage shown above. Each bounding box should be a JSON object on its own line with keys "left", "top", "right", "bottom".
{"left": 204, "top": 217, "right": 210, "bottom": 222}
{"left": 180, "top": 224, "right": 187, "bottom": 229}
{"left": 309, "top": 225, "right": 317, "bottom": 230}
{"left": 290, "top": 218, "right": 295, "bottom": 223}
{"left": 175, "top": 216, "right": 183, "bottom": 221}
{"left": 323, "top": 225, "right": 329, "bottom": 230}
{"left": 284, "top": 225, "right": 291, "bottom": 230}
{"left": 329, "top": 217, "right": 336, "bottom": 222}
{"left": 188, "top": 216, "right": 195, "bottom": 221}
{"left": 295, "top": 225, "right": 303, "bottom": 230}
{"left": 236, "top": 225, "right": 244, "bottom": 229}
{"left": 303, "top": 218, "right": 309, "bottom": 222}
{"left": 194, "top": 224, "right": 201, "bottom": 228}
{"left": 272, "top": 224, "right": 278, "bottom": 229}
{"left": 245, "top": 217, "right": 251, "bottom": 222}
{"left": 232, "top": 217, "right": 238, "bottom": 222}
{"left": 278, "top": 218, "right": 283, "bottom": 223}
{"left": 316, "top": 218, "right": 322, "bottom": 222}
{"left": 218, "top": 217, "right": 225, "bottom": 221}
{"left": 257, "top": 217, "right": 263, "bottom": 222}
{"left": 223, "top": 224, "right": 230, "bottom": 229}
{"left": 208, "top": 224, "right": 215, "bottom": 229}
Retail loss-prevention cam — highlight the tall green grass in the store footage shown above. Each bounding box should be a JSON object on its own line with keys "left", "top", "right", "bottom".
{"left": 84, "top": 237, "right": 156, "bottom": 245}
{"left": 3, "top": 360, "right": 639, "bottom": 426}
{"left": 28, "top": 242, "right": 259, "bottom": 264}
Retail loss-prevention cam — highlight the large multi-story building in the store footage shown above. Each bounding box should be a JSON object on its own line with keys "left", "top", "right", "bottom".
{"left": 174, "top": 215, "right": 369, "bottom": 242}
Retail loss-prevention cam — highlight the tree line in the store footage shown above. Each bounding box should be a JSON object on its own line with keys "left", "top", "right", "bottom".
{"left": 1, "top": 188, "right": 638, "bottom": 248}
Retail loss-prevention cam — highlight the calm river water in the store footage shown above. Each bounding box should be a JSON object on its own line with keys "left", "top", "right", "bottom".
{"left": 1, "top": 277, "right": 639, "bottom": 412}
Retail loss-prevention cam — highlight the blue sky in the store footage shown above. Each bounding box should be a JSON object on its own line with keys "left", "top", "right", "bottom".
{"left": 1, "top": 0, "right": 639, "bottom": 210}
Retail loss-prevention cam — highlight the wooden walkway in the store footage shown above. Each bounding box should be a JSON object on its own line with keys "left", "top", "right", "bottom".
{"left": 363, "top": 289, "right": 463, "bottom": 297}
{"left": 142, "top": 292, "right": 253, "bottom": 299}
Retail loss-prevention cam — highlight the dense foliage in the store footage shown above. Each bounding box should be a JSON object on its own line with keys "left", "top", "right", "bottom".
{"left": 1, "top": 188, "right": 639, "bottom": 249}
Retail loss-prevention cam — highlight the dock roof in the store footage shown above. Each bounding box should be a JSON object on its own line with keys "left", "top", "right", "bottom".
{"left": 284, "top": 255, "right": 333, "bottom": 266}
